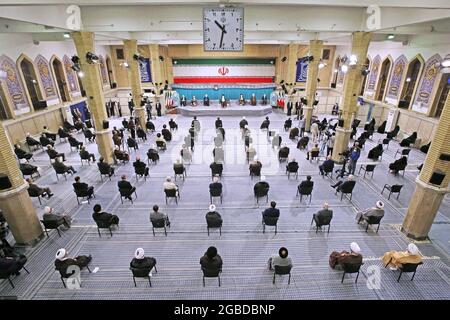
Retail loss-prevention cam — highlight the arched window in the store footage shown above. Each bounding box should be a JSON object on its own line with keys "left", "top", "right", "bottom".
{"left": 360, "top": 57, "right": 371, "bottom": 96}
{"left": 18, "top": 55, "right": 44, "bottom": 110}
{"left": 50, "top": 56, "right": 70, "bottom": 103}
{"left": 375, "top": 56, "right": 392, "bottom": 101}
{"left": 432, "top": 72, "right": 450, "bottom": 118}
{"left": 399, "top": 55, "right": 424, "bottom": 108}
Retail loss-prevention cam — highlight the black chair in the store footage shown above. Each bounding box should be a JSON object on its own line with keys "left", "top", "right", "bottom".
{"left": 57, "top": 265, "right": 91, "bottom": 288}
{"left": 134, "top": 166, "right": 148, "bottom": 181}
{"left": 119, "top": 188, "right": 137, "bottom": 204}
{"left": 99, "top": 167, "right": 114, "bottom": 181}
{"left": 311, "top": 215, "right": 332, "bottom": 234}
{"left": 130, "top": 266, "right": 156, "bottom": 287}
{"left": 147, "top": 152, "right": 159, "bottom": 165}
{"left": 210, "top": 188, "right": 223, "bottom": 204}
{"left": 174, "top": 166, "right": 186, "bottom": 181}
{"left": 341, "top": 263, "right": 363, "bottom": 283}
{"left": 94, "top": 220, "right": 113, "bottom": 237}
{"left": 254, "top": 187, "right": 269, "bottom": 204}
{"left": 28, "top": 189, "right": 43, "bottom": 205}
{"left": 74, "top": 188, "right": 94, "bottom": 205}
{"left": 164, "top": 189, "right": 179, "bottom": 205}
{"left": 58, "top": 130, "right": 69, "bottom": 142}
{"left": 250, "top": 166, "right": 261, "bottom": 179}
{"left": 396, "top": 262, "right": 423, "bottom": 282}
{"left": 210, "top": 167, "right": 223, "bottom": 179}
{"left": 41, "top": 220, "right": 62, "bottom": 237}
{"left": 80, "top": 153, "right": 91, "bottom": 166}
{"left": 273, "top": 265, "right": 292, "bottom": 285}
{"left": 338, "top": 182, "right": 355, "bottom": 201}
{"left": 381, "top": 184, "right": 403, "bottom": 200}
{"left": 83, "top": 129, "right": 95, "bottom": 143}
{"left": 395, "top": 148, "right": 411, "bottom": 159}
{"left": 309, "top": 150, "right": 320, "bottom": 163}
{"left": 20, "top": 164, "right": 40, "bottom": 179}
{"left": 0, "top": 266, "right": 30, "bottom": 289}
{"left": 358, "top": 164, "right": 376, "bottom": 179}
{"left": 156, "top": 140, "right": 166, "bottom": 151}
{"left": 396, "top": 162, "right": 407, "bottom": 177}
{"left": 381, "top": 138, "right": 391, "bottom": 150}
{"left": 53, "top": 167, "right": 69, "bottom": 181}
{"left": 69, "top": 139, "right": 81, "bottom": 152}
{"left": 262, "top": 215, "right": 278, "bottom": 234}
{"left": 286, "top": 163, "right": 299, "bottom": 180}
{"left": 297, "top": 185, "right": 313, "bottom": 203}
{"left": 360, "top": 215, "right": 383, "bottom": 233}
{"left": 127, "top": 139, "right": 139, "bottom": 153}
{"left": 322, "top": 165, "right": 334, "bottom": 179}
{"left": 202, "top": 267, "right": 221, "bottom": 287}
{"left": 207, "top": 219, "right": 222, "bottom": 236}
{"left": 151, "top": 219, "right": 167, "bottom": 236}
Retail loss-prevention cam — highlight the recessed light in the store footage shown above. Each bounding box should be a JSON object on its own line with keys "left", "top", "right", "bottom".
{"left": 387, "top": 34, "right": 395, "bottom": 40}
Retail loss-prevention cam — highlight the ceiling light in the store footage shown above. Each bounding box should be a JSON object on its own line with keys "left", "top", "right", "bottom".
{"left": 341, "top": 65, "right": 349, "bottom": 73}
{"left": 334, "top": 69, "right": 338, "bottom": 73}
{"left": 77, "top": 71, "right": 84, "bottom": 78}
{"left": 349, "top": 55, "right": 358, "bottom": 65}
{"left": 63, "top": 33, "right": 70, "bottom": 39}
{"left": 121, "top": 62, "right": 129, "bottom": 68}
{"left": 318, "top": 60, "right": 327, "bottom": 69}
{"left": 387, "top": 34, "right": 395, "bottom": 40}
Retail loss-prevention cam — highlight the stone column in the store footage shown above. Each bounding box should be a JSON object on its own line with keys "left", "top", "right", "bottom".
{"left": 331, "top": 32, "right": 371, "bottom": 162}
{"left": 123, "top": 39, "right": 146, "bottom": 126}
{"left": 304, "top": 40, "right": 323, "bottom": 132}
{"left": 149, "top": 44, "right": 163, "bottom": 86}
{"left": 72, "top": 31, "right": 114, "bottom": 164}
{"left": 402, "top": 91, "right": 450, "bottom": 240}
{"left": 286, "top": 43, "right": 298, "bottom": 84}
{"left": 0, "top": 122, "right": 42, "bottom": 244}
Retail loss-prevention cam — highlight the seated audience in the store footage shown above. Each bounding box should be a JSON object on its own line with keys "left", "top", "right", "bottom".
{"left": 355, "top": 200, "right": 385, "bottom": 223}
{"left": 262, "top": 201, "right": 279, "bottom": 219}
{"left": 367, "top": 144, "right": 383, "bottom": 160}
{"left": 68, "top": 134, "right": 83, "bottom": 150}
{"left": 286, "top": 158, "right": 299, "bottom": 173}
{"left": 40, "top": 134, "right": 54, "bottom": 148}
{"left": 92, "top": 204, "right": 120, "bottom": 226}
{"left": 47, "top": 145, "right": 66, "bottom": 161}
{"left": 133, "top": 156, "right": 150, "bottom": 177}
{"left": 73, "top": 176, "right": 94, "bottom": 199}
{"left": 206, "top": 204, "right": 222, "bottom": 227}
{"left": 389, "top": 156, "right": 408, "bottom": 175}
{"left": 54, "top": 248, "right": 92, "bottom": 274}
{"left": 136, "top": 125, "right": 147, "bottom": 141}
{"left": 289, "top": 127, "right": 299, "bottom": 140}
{"left": 319, "top": 156, "right": 334, "bottom": 176}
{"left": 297, "top": 136, "right": 309, "bottom": 150}
{"left": 329, "top": 242, "right": 363, "bottom": 270}
{"left": 26, "top": 133, "right": 41, "bottom": 148}
{"left": 210, "top": 161, "right": 223, "bottom": 177}
{"left": 163, "top": 177, "right": 179, "bottom": 195}
{"left": 97, "top": 157, "right": 115, "bottom": 177}
{"left": 114, "top": 146, "right": 130, "bottom": 162}
{"left": 52, "top": 157, "right": 77, "bottom": 174}
{"left": 150, "top": 205, "right": 170, "bottom": 227}
{"left": 130, "top": 248, "right": 156, "bottom": 271}
{"left": 27, "top": 178, "right": 53, "bottom": 199}
{"left": 382, "top": 243, "right": 422, "bottom": 270}
{"left": 260, "top": 116, "right": 270, "bottom": 130}
{"left": 278, "top": 144, "right": 290, "bottom": 160}
{"left": 43, "top": 126, "right": 57, "bottom": 140}
{"left": 400, "top": 132, "right": 417, "bottom": 147}
{"left": 209, "top": 176, "right": 223, "bottom": 195}
{"left": 79, "top": 146, "right": 96, "bottom": 163}
{"left": 20, "top": 163, "right": 39, "bottom": 177}
{"left": 249, "top": 156, "right": 262, "bottom": 176}
{"left": 14, "top": 144, "right": 33, "bottom": 161}
{"left": 43, "top": 206, "right": 71, "bottom": 229}
{"left": 306, "top": 144, "right": 319, "bottom": 160}
{"left": 155, "top": 133, "right": 167, "bottom": 150}
{"left": 147, "top": 145, "right": 160, "bottom": 163}
{"left": 169, "top": 118, "right": 178, "bottom": 130}
{"left": 268, "top": 247, "right": 293, "bottom": 271}
{"left": 272, "top": 133, "right": 282, "bottom": 148}
{"left": 161, "top": 124, "right": 172, "bottom": 142}
{"left": 118, "top": 175, "right": 136, "bottom": 201}
{"left": 331, "top": 175, "right": 355, "bottom": 193}
{"left": 200, "top": 246, "right": 222, "bottom": 272}
{"left": 254, "top": 176, "right": 270, "bottom": 196}
{"left": 312, "top": 202, "right": 333, "bottom": 226}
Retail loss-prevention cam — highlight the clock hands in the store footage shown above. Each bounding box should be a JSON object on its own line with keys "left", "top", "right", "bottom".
{"left": 214, "top": 20, "right": 227, "bottom": 48}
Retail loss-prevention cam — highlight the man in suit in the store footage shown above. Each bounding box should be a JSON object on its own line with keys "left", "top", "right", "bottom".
{"left": 210, "top": 161, "right": 223, "bottom": 177}
{"left": 40, "top": 135, "right": 54, "bottom": 148}
{"left": 26, "top": 133, "right": 41, "bottom": 148}
{"left": 286, "top": 100, "right": 293, "bottom": 116}
{"left": 306, "top": 144, "right": 320, "bottom": 160}
{"left": 278, "top": 144, "right": 290, "bottom": 161}
{"left": 150, "top": 204, "right": 170, "bottom": 227}
{"left": 52, "top": 157, "right": 76, "bottom": 174}
{"left": 298, "top": 175, "right": 314, "bottom": 192}
{"left": 203, "top": 94, "right": 210, "bottom": 106}
{"left": 155, "top": 100, "right": 162, "bottom": 117}
{"left": 249, "top": 156, "right": 262, "bottom": 176}
{"left": 97, "top": 157, "right": 114, "bottom": 177}
{"left": 206, "top": 204, "right": 222, "bottom": 228}
{"left": 130, "top": 248, "right": 156, "bottom": 272}
{"left": 319, "top": 156, "right": 335, "bottom": 176}
{"left": 14, "top": 144, "right": 33, "bottom": 161}
{"left": 161, "top": 124, "right": 172, "bottom": 142}
{"left": 312, "top": 202, "right": 333, "bottom": 227}
{"left": 286, "top": 158, "right": 299, "bottom": 173}
{"left": 47, "top": 145, "right": 66, "bottom": 162}
{"left": 133, "top": 156, "right": 150, "bottom": 177}
{"left": 215, "top": 117, "right": 223, "bottom": 129}
{"left": 155, "top": 133, "right": 167, "bottom": 150}
{"left": 73, "top": 176, "right": 94, "bottom": 199}
{"left": 68, "top": 134, "right": 83, "bottom": 150}
{"left": 43, "top": 126, "right": 57, "bottom": 140}
{"left": 209, "top": 176, "right": 223, "bottom": 197}
{"left": 118, "top": 175, "right": 136, "bottom": 201}
{"left": 43, "top": 206, "right": 71, "bottom": 229}
{"left": 169, "top": 118, "right": 178, "bottom": 130}
{"left": 26, "top": 178, "right": 53, "bottom": 199}
{"left": 92, "top": 204, "right": 119, "bottom": 226}
{"left": 260, "top": 116, "right": 270, "bottom": 130}
{"left": 355, "top": 201, "right": 385, "bottom": 223}
{"left": 79, "top": 146, "right": 96, "bottom": 163}
{"left": 262, "top": 201, "right": 280, "bottom": 219}
{"left": 268, "top": 247, "right": 293, "bottom": 271}
{"left": 331, "top": 174, "right": 356, "bottom": 194}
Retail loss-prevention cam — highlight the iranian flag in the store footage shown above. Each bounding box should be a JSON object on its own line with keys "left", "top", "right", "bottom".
{"left": 172, "top": 58, "right": 275, "bottom": 84}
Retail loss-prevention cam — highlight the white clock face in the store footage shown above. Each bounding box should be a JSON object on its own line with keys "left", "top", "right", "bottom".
{"left": 203, "top": 7, "right": 244, "bottom": 52}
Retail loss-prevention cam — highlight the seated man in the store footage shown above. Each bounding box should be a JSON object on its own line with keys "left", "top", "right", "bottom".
{"left": 260, "top": 116, "right": 270, "bottom": 130}
{"left": 192, "top": 116, "right": 201, "bottom": 132}
{"left": 420, "top": 141, "right": 431, "bottom": 154}
{"left": 400, "top": 132, "right": 417, "bottom": 147}
{"left": 278, "top": 144, "right": 290, "bottom": 160}
{"left": 200, "top": 246, "right": 222, "bottom": 272}
{"left": 133, "top": 156, "right": 149, "bottom": 177}
{"left": 367, "top": 144, "right": 383, "bottom": 161}
{"left": 43, "top": 126, "right": 57, "bottom": 140}
{"left": 268, "top": 247, "right": 293, "bottom": 271}
{"left": 118, "top": 175, "right": 136, "bottom": 201}
{"left": 47, "top": 145, "right": 66, "bottom": 162}
{"left": 203, "top": 94, "right": 210, "bottom": 107}
{"left": 355, "top": 200, "right": 385, "bottom": 223}
{"left": 331, "top": 175, "right": 355, "bottom": 193}
{"left": 206, "top": 204, "right": 222, "bottom": 227}
{"left": 180, "top": 95, "right": 187, "bottom": 107}
{"left": 147, "top": 145, "right": 160, "bottom": 163}
{"left": 79, "top": 146, "right": 96, "bottom": 163}
{"left": 130, "top": 248, "right": 156, "bottom": 272}
{"left": 249, "top": 156, "right": 262, "bottom": 176}
{"left": 54, "top": 248, "right": 92, "bottom": 274}
{"left": 112, "top": 133, "right": 123, "bottom": 149}
{"left": 20, "top": 163, "right": 39, "bottom": 177}
{"left": 262, "top": 201, "right": 279, "bottom": 219}
{"left": 136, "top": 125, "right": 147, "bottom": 141}
{"left": 272, "top": 133, "right": 282, "bottom": 148}
{"left": 210, "top": 161, "right": 223, "bottom": 177}
{"left": 43, "top": 206, "right": 71, "bottom": 229}
{"left": 97, "top": 157, "right": 115, "bottom": 177}
{"left": 319, "top": 156, "right": 335, "bottom": 176}
{"left": 209, "top": 176, "right": 223, "bottom": 196}
{"left": 52, "top": 157, "right": 77, "bottom": 175}
{"left": 306, "top": 144, "right": 320, "bottom": 160}
{"left": 312, "top": 202, "right": 333, "bottom": 227}
{"left": 27, "top": 178, "right": 53, "bottom": 199}
{"left": 286, "top": 158, "right": 299, "bottom": 173}
{"left": 63, "top": 120, "right": 77, "bottom": 132}
{"left": 215, "top": 117, "right": 223, "bottom": 129}
{"left": 382, "top": 243, "right": 422, "bottom": 270}
{"left": 73, "top": 176, "right": 94, "bottom": 199}
{"left": 239, "top": 116, "right": 248, "bottom": 130}
{"left": 238, "top": 94, "right": 246, "bottom": 106}
{"left": 146, "top": 120, "right": 155, "bottom": 132}
{"left": 92, "top": 204, "right": 120, "bottom": 226}
{"left": 169, "top": 118, "right": 178, "bottom": 130}
{"left": 298, "top": 175, "right": 314, "bottom": 193}
{"left": 250, "top": 93, "right": 257, "bottom": 106}
{"left": 40, "top": 134, "right": 54, "bottom": 148}
{"left": 0, "top": 252, "right": 27, "bottom": 276}
{"left": 173, "top": 159, "right": 186, "bottom": 176}
{"left": 180, "top": 144, "right": 192, "bottom": 163}
{"left": 127, "top": 136, "right": 139, "bottom": 151}
{"left": 297, "top": 136, "right": 309, "bottom": 150}
{"left": 284, "top": 118, "right": 292, "bottom": 131}
{"left": 114, "top": 146, "right": 130, "bottom": 162}
{"left": 254, "top": 176, "right": 270, "bottom": 199}
{"left": 26, "top": 133, "right": 41, "bottom": 148}
{"left": 150, "top": 204, "right": 170, "bottom": 227}
{"left": 389, "top": 156, "right": 408, "bottom": 175}
{"left": 83, "top": 127, "right": 96, "bottom": 142}
{"left": 14, "top": 144, "right": 33, "bottom": 161}
{"left": 161, "top": 124, "right": 172, "bottom": 142}
{"left": 191, "top": 95, "right": 198, "bottom": 106}
{"left": 329, "top": 242, "right": 363, "bottom": 271}
{"left": 155, "top": 133, "right": 167, "bottom": 150}
{"left": 163, "top": 177, "right": 179, "bottom": 196}
{"left": 68, "top": 134, "right": 83, "bottom": 150}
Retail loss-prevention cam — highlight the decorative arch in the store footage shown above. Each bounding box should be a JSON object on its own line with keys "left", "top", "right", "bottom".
{"left": 50, "top": 54, "right": 71, "bottom": 103}
{"left": 16, "top": 53, "right": 44, "bottom": 111}
{"left": 105, "top": 54, "right": 115, "bottom": 87}
{"left": 374, "top": 55, "right": 393, "bottom": 101}
{"left": 399, "top": 54, "right": 425, "bottom": 109}
{"left": 34, "top": 54, "right": 59, "bottom": 105}
{"left": 365, "top": 54, "right": 381, "bottom": 97}
{"left": 0, "top": 54, "right": 31, "bottom": 116}
{"left": 411, "top": 54, "right": 443, "bottom": 114}
{"left": 385, "top": 54, "right": 408, "bottom": 104}
{"left": 62, "top": 54, "right": 80, "bottom": 96}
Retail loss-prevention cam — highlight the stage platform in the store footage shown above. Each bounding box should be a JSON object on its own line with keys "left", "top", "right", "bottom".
{"left": 176, "top": 101, "right": 273, "bottom": 116}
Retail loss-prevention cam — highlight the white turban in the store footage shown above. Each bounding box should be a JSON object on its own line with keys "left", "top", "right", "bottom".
{"left": 44, "top": 206, "right": 51, "bottom": 214}
{"left": 260, "top": 176, "right": 266, "bottom": 182}
{"left": 376, "top": 201, "right": 384, "bottom": 209}
{"left": 407, "top": 243, "right": 419, "bottom": 255}
{"left": 253, "top": 155, "right": 258, "bottom": 161}
{"left": 209, "top": 204, "right": 216, "bottom": 212}
{"left": 135, "top": 248, "right": 145, "bottom": 259}
{"left": 350, "top": 242, "right": 361, "bottom": 254}
{"left": 55, "top": 248, "right": 67, "bottom": 260}
{"left": 243, "top": 116, "right": 246, "bottom": 120}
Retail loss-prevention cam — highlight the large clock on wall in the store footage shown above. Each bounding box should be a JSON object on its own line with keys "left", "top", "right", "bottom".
{"left": 203, "top": 7, "right": 244, "bottom": 52}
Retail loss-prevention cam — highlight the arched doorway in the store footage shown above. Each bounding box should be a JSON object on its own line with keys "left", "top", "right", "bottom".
{"left": 399, "top": 55, "right": 424, "bottom": 109}
{"left": 50, "top": 56, "right": 70, "bottom": 103}
{"left": 360, "top": 57, "right": 371, "bottom": 96}
{"left": 375, "top": 56, "right": 392, "bottom": 101}
{"left": 106, "top": 55, "right": 115, "bottom": 87}
{"left": 17, "top": 55, "right": 44, "bottom": 110}
{"left": 432, "top": 72, "right": 450, "bottom": 118}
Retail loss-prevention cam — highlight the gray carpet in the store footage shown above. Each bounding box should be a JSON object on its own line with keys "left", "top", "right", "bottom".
{"left": 1, "top": 109, "right": 449, "bottom": 300}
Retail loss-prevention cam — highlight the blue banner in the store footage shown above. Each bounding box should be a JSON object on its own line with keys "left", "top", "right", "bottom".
{"left": 140, "top": 58, "right": 152, "bottom": 83}
{"left": 296, "top": 58, "right": 308, "bottom": 83}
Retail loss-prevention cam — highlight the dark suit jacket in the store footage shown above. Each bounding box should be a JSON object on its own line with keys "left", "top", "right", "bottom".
{"left": 118, "top": 180, "right": 133, "bottom": 191}
{"left": 206, "top": 211, "right": 223, "bottom": 226}
{"left": 133, "top": 160, "right": 147, "bottom": 171}
{"left": 263, "top": 208, "right": 280, "bottom": 218}
{"left": 28, "top": 183, "right": 44, "bottom": 196}
{"left": 73, "top": 182, "right": 89, "bottom": 192}
{"left": 98, "top": 162, "right": 112, "bottom": 173}
{"left": 130, "top": 257, "right": 156, "bottom": 270}
{"left": 299, "top": 180, "right": 314, "bottom": 190}
{"left": 254, "top": 181, "right": 269, "bottom": 194}
{"left": 209, "top": 182, "right": 223, "bottom": 194}
{"left": 200, "top": 255, "right": 223, "bottom": 271}
{"left": 92, "top": 211, "right": 115, "bottom": 224}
